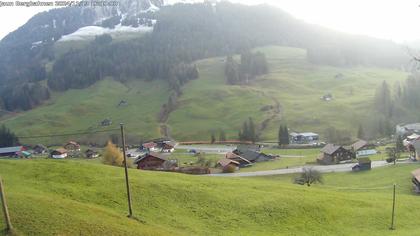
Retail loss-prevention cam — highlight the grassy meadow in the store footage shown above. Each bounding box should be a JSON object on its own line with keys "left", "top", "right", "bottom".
{"left": 0, "top": 159, "right": 420, "bottom": 235}
{"left": 1, "top": 46, "right": 408, "bottom": 144}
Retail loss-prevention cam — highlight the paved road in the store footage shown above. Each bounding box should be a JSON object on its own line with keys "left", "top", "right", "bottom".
{"left": 176, "top": 145, "right": 235, "bottom": 154}
{"left": 208, "top": 160, "right": 392, "bottom": 177}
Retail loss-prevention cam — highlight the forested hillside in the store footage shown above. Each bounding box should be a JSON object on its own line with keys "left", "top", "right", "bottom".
{"left": 0, "top": 2, "right": 409, "bottom": 112}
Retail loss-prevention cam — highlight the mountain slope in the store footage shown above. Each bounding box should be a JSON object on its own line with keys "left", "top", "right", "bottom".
{"left": 1, "top": 46, "right": 408, "bottom": 144}
{"left": 1, "top": 159, "right": 420, "bottom": 235}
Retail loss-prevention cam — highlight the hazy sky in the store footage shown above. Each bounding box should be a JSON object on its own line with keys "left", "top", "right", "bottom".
{"left": 0, "top": 0, "right": 420, "bottom": 42}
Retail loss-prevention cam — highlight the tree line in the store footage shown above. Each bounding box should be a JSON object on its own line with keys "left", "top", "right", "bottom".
{"left": 225, "top": 51, "right": 268, "bottom": 85}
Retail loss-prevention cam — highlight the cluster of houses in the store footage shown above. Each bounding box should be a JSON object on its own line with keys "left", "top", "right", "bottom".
{"left": 0, "top": 141, "right": 100, "bottom": 159}
{"left": 216, "top": 145, "right": 277, "bottom": 171}
{"left": 139, "top": 139, "right": 176, "bottom": 153}
{"left": 317, "top": 140, "right": 377, "bottom": 170}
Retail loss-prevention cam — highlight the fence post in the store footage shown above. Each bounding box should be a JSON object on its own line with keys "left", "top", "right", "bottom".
{"left": 0, "top": 177, "right": 13, "bottom": 232}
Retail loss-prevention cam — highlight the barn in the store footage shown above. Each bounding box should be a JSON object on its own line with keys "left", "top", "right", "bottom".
{"left": 317, "top": 144, "right": 353, "bottom": 165}
{"left": 134, "top": 152, "right": 177, "bottom": 170}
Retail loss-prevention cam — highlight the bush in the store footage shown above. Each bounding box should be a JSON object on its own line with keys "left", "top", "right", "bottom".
{"left": 102, "top": 141, "right": 124, "bottom": 167}
{"left": 294, "top": 168, "right": 323, "bottom": 187}
{"left": 223, "top": 164, "right": 237, "bottom": 173}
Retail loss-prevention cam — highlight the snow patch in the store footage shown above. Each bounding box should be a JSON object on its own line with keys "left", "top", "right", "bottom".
{"left": 58, "top": 25, "right": 153, "bottom": 42}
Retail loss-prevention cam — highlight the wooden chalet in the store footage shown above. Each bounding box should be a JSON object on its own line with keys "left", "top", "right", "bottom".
{"left": 232, "top": 145, "right": 275, "bottom": 164}
{"left": 33, "top": 144, "right": 48, "bottom": 154}
{"left": 51, "top": 149, "right": 68, "bottom": 159}
{"left": 226, "top": 152, "right": 252, "bottom": 167}
{"left": 412, "top": 169, "right": 420, "bottom": 194}
{"left": 216, "top": 158, "right": 240, "bottom": 170}
{"left": 161, "top": 141, "right": 176, "bottom": 153}
{"left": 133, "top": 152, "right": 177, "bottom": 170}
{"left": 351, "top": 140, "right": 377, "bottom": 157}
{"left": 317, "top": 144, "right": 353, "bottom": 165}
{"left": 64, "top": 141, "right": 81, "bottom": 151}
{"left": 142, "top": 142, "right": 159, "bottom": 152}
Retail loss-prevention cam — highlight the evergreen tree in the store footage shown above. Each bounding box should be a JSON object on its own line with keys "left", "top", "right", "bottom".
{"left": 0, "top": 125, "right": 19, "bottom": 147}
{"left": 374, "top": 80, "right": 393, "bottom": 118}
{"left": 248, "top": 117, "right": 257, "bottom": 143}
{"left": 211, "top": 133, "right": 216, "bottom": 144}
{"left": 219, "top": 130, "right": 227, "bottom": 142}
{"left": 278, "top": 124, "right": 290, "bottom": 146}
{"left": 357, "top": 124, "right": 365, "bottom": 140}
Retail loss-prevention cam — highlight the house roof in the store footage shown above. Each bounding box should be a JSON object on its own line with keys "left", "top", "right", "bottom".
{"left": 352, "top": 140, "right": 368, "bottom": 151}
{"left": 134, "top": 152, "right": 168, "bottom": 164}
{"left": 412, "top": 169, "right": 420, "bottom": 182}
{"left": 163, "top": 141, "right": 177, "bottom": 148}
{"left": 52, "top": 148, "right": 67, "bottom": 154}
{"left": 226, "top": 152, "right": 252, "bottom": 164}
{"left": 321, "top": 144, "right": 342, "bottom": 155}
{"left": 0, "top": 146, "right": 22, "bottom": 154}
{"left": 217, "top": 159, "right": 240, "bottom": 167}
{"left": 34, "top": 144, "right": 47, "bottom": 149}
{"left": 142, "top": 142, "right": 157, "bottom": 149}
{"left": 291, "top": 132, "right": 319, "bottom": 137}
{"left": 65, "top": 141, "right": 80, "bottom": 147}
{"left": 241, "top": 150, "right": 261, "bottom": 162}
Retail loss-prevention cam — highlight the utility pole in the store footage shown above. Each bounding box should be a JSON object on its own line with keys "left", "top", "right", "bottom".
{"left": 0, "top": 177, "right": 13, "bottom": 232}
{"left": 390, "top": 183, "right": 396, "bottom": 230}
{"left": 120, "top": 123, "right": 133, "bottom": 218}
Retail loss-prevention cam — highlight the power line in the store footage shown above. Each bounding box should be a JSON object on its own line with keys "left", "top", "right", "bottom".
{"left": 17, "top": 128, "right": 120, "bottom": 139}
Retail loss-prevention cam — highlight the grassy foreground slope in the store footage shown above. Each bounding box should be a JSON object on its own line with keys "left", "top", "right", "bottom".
{"left": 0, "top": 159, "right": 420, "bottom": 235}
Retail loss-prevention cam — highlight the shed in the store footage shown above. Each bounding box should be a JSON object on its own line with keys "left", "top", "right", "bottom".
{"left": 0, "top": 146, "right": 23, "bottom": 157}
{"left": 352, "top": 157, "right": 371, "bottom": 171}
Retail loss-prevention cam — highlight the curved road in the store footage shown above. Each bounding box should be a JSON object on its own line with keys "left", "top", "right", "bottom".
{"left": 208, "top": 160, "right": 393, "bottom": 177}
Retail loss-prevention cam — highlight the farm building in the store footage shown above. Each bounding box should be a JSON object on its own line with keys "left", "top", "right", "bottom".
{"left": 351, "top": 140, "right": 377, "bottom": 157}
{"left": 352, "top": 157, "right": 372, "bottom": 171}
{"left": 142, "top": 142, "right": 159, "bottom": 152}
{"left": 412, "top": 169, "right": 420, "bottom": 194}
{"left": 133, "top": 152, "right": 177, "bottom": 170}
{"left": 0, "top": 146, "right": 23, "bottom": 157}
{"left": 226, "top": 152, "right": 253, "bottom": 167}
{"left": 317, "top": 144, "right": 353, "bottom": 165}
{"left": 51, "top": 149, "right": 68, "bottom": 159}
{"left": 64, "top": 141, "right": 81, "bottom": 151}
{"left": 161, "top": 141, "right": 176, "bottom": 153}
{"left": 236, "top": 144, "right": 262, "bottom": 153}
{"left": 396, "top": 123, "right": 420, "bottom": 136}
{"left": 216, "top": 159, "right": 240, "bottom": 170}
{"left": 290, "top": 132, "right": 320, "bottom": 144}
{"left": 85, "top": 149, "right": 99, "bottom": 158}
{"left": 33, "top": 144, "right": 48, "bottom": 154}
